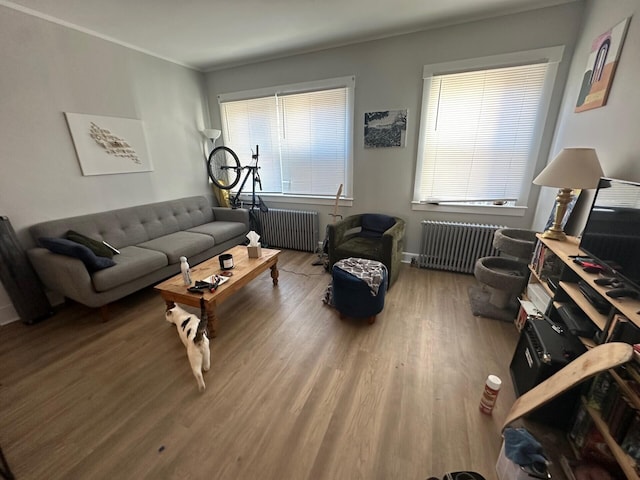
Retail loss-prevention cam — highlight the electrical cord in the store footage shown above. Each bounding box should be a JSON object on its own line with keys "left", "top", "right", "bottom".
{"left": 279, "top": 267, "right": 327, "bottom": 277}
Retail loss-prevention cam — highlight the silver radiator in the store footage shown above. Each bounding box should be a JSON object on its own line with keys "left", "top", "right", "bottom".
{"left": 418, "top": 221, "right": 504, "bottom": 274}
{"left": 254, "top": 208, "right": 319, "bottom": 252}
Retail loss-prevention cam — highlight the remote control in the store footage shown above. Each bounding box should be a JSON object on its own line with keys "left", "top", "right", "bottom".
{"left": 583, "top": 265, "right": 605, "bottom": 274}
{"left": 606, "top": 288, "right": 640, "bottom": 299}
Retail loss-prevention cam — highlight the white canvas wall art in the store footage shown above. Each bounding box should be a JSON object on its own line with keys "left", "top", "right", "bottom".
{"left": 65, "top": 113, "right": 153, "bottom": 175}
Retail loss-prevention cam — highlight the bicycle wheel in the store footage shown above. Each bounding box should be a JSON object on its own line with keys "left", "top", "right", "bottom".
{"left": 207, "top": 146, "right": 241, "bottom": 190}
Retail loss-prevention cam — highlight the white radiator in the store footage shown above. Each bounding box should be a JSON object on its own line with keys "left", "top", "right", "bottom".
{"left": 254, "top": 208, "right": 319, "bottom": 252}
{"left": 418, "top": 221, "right": 504, "bottom": 274}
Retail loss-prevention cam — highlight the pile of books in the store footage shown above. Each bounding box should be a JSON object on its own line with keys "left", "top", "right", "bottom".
{"left": 568, "top": 366, "right": 640, "bottom": 476}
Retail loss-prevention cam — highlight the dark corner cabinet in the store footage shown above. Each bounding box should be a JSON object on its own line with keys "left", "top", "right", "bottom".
{"left": 513, "top": 233, "right": 640, "bottom": 479}
{"left": 0, "top": 216, "right": 52, "bottom": 324}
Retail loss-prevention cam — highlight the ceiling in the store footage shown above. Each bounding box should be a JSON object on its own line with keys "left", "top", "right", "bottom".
{"left": 4, "top": 0, "right": 576, "bottom": 71}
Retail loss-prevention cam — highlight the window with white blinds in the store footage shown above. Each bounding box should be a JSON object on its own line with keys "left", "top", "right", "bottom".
{"left": 595, "top": 179, "right": 640, "bottom": 208}
{"left": 414, "top": 47, "right": 563, "bottom": 206}
{"left": 218, "top": 76, "right": 354, "bottom": 197}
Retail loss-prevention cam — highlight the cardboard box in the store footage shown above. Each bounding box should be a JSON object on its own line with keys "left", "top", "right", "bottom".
{"left": 247, "top": 244, "right": 262, "bottom": 258}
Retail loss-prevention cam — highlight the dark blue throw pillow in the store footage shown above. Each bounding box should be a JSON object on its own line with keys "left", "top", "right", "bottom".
{"left": 39, "top": 237, "right": 116, "bottom": 272}
{"left": 359, "top": 214, "right": 396, "bottom": 238}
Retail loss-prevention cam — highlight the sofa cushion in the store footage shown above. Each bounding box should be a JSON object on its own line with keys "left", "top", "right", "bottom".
{"left": 335, "top": 237, "right": 383, "bottom": 260}
{"left": 137, "top": 231, "right": 215, "bottom": 264}
{"left": 38, "top": 237, "right": 116, "bottom": 272}
{"left": 359, "top": 214, "right": 396, "bottom": 238}
{"left": 91, "top": 246, "right": 168, "bottom": 292}
{"left": 188, "top": 221, "right": 248, "bottom": 245}
{"left": 66, "top": 230, "right": 114, "bottom": 258}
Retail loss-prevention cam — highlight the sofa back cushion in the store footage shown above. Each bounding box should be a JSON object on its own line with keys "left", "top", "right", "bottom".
{"left": 359, "top": 214, "right": 396, "bottom": 238}
{"left": 30, "top": 196, "right": 215, "bottom": 249}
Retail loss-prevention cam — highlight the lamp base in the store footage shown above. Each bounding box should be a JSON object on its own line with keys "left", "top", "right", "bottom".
{"left": 541, "top": 187, "right": 573, "bottom": 242}
{"left": 540, "top": 228, "right": 567, "bottom": 241}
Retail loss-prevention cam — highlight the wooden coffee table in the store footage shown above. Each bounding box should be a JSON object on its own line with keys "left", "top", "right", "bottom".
{"left": 155, "top": 245, "right": 280, "bottom": 337}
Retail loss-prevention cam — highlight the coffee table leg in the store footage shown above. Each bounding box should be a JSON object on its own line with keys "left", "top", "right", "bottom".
{"left": 165, "top": 300, "right": 175, "bottom": 311}
{"left": 206, "top": 304, "right": 218, "bottom": 338}
{"left": 270, "top": 261, "right": 279, "bottom": 286}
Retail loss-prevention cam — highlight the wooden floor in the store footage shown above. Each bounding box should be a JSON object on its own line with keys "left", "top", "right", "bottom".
{"left": 0, "top": 250, "right": 519, "bottom": 480}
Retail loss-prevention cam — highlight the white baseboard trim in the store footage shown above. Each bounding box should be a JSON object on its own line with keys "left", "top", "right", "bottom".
{"left": 402, "top": 252, "right": 419, "bottom": 264}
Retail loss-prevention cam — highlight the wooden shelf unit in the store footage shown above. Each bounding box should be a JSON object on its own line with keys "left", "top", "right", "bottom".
{"left": 584, "top": 401, "right": 638, "bottom": 479}
{"left": 538, "top": 235, "right": 640, "bottom": 326}
{"left": 535, "top": 234, "right": 640, "bottom": 479}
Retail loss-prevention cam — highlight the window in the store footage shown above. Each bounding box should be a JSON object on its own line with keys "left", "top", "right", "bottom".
{"left": 218, "top": 76, "right": 355, "bottom": 198}
{"left": 413, "top": 47, "right": 564, "bottom": 209}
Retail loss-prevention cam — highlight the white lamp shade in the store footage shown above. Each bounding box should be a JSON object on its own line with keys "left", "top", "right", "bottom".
{"left": 533, "top": 148, "right": 603, "bottom": 189}
{"left": 201, "top": 128, "right": 221, "bottom": 140}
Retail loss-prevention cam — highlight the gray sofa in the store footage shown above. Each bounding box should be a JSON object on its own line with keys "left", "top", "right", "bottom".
{"left": 27, "top": 196, "right": 249, "bottom": 310}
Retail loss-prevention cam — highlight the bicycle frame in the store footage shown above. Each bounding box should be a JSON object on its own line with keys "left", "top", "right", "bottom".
{"left": 229, "top": 145, "right": 261, "bottom": 210}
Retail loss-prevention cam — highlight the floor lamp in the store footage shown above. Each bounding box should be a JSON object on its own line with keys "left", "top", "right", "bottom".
{"left": 201, "top": 129, "right": 221, "bottom": 159}
{"left": 533, "top": 148, "right": 604, "bottom": 241}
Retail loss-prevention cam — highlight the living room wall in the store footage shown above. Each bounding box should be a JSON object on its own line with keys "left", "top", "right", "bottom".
{"left": 0, "top": 3, "right": 588, "bottom": 324}
{"left": 0, "top": 6, "right": 212, "bottom": 243}
{"left": 0, "top": 6, "right": 211, "bottom": 323}
{"left": 204, "top": 2, "right": 585, "bottom": 255}
{"left": 532, "top": 0, "right": 640, "bottom": 233}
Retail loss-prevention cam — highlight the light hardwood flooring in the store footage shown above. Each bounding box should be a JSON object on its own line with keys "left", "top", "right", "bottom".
{"left": 0, "top": 250, "right": 519, "bottom": 480}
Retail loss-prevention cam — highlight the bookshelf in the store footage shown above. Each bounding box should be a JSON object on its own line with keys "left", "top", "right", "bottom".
{"left": 533, "top": 234, "right": 640, "bottom": 479}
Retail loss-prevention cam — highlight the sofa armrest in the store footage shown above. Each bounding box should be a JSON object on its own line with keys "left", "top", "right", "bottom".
{"left": 381, "top": 218, "right": 405, "bottom": 285}
{"left": 27, "top": 247, "right": 95, "bottom": 302}
{"left": 329, "top": 215, "right": 362, "bottom": 246}
{"left": 211, "top": 207, "right": 250, "bottom": 230}
{"left": 382, "top": 219, "right": 406, "bottom": 249}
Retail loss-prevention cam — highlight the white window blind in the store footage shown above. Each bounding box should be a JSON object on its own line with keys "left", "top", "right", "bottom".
{"left": 414, "top": 47, "right": 563, "bottom": 206}
{"left": 220, "top": 97, "right": 281, "bottom": 193}
{"left": 218, "top": 76, "right": 354, "bottom": 197}
{"left": 596, "top": 180, "right": 640, "bottom": 208}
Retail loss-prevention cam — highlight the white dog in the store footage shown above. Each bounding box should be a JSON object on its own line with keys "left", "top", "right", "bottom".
{"left": 165, "top": 305, "right": 210, "bottom": 392}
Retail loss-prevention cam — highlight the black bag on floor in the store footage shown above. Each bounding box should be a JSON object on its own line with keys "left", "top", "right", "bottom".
{"left": 443, "top": 473, "right": 486, "bottom": 480}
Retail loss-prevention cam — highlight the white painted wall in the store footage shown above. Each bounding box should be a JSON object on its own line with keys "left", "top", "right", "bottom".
{"left": 532, "top": 0, "right": 640, "bottom": 234}
{"left": 0, "top": 6, "right": 214, "bottom": 323}
{"left": 0, "top": 6, "right": 212, "bottom": 249}
{"left": 205, "top": 3, "right": 585, "bottom": 254}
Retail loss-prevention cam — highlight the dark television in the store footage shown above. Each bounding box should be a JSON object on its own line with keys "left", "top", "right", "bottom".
{"left": 579, "top": 178, "right": 640, "bottom": 291}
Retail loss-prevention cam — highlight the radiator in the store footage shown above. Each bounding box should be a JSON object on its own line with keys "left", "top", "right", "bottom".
{"left": 254, "top": 208, "right": 319, "bottom": 252}
{"left": 418, "top": 221, "right": 504, "bottom": 274}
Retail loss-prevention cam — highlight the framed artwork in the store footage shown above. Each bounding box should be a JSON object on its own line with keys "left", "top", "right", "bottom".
{"left": 575, "top": 16, "right": 631, "bottom": 113}
{"left": 64, "top": 113, "right": 153, "bottom": 175}
{"left": 364, "top": 109, "right": 407, "bottom": 148}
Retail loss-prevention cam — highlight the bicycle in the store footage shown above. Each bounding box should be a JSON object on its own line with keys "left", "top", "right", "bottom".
{"left": 207, "top": 145, "right": 268, "bottom": 233}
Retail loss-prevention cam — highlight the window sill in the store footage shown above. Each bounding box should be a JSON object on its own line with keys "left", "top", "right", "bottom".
{"left": 411, "top": 202, "right": 526, "bottom": 217}
{"left": 235, "top": 193, "right": 353, "bottom": 208}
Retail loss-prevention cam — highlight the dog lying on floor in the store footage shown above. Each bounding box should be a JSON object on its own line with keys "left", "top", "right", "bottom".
{"left": 165, "top": 303, "right": 210, "bottom": 392}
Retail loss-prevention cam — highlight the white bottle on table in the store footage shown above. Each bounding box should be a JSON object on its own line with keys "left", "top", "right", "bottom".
{"left": 180, "top": 256, "right": 192, "bottom": 285}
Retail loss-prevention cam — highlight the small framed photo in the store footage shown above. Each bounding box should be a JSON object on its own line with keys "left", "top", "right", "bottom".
{"left": 364, "top": 110, "right": 407, "bottom": 148}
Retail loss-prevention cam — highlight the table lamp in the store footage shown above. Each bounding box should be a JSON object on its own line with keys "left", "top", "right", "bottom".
{"left": 533, "top": 148, "right": 603, "bottom": 241}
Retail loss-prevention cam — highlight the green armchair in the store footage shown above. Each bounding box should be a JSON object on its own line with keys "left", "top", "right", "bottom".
{"left": 327, "top": 214, "right": 405, "bottom": 288}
